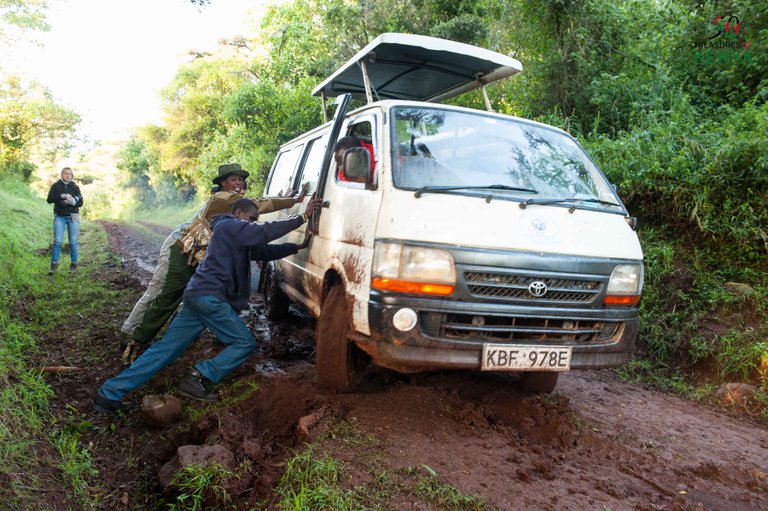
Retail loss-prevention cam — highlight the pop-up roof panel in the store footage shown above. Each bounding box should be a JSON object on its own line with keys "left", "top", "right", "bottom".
{"left": 312, "top": 33, "right": 522, "bottom": 103}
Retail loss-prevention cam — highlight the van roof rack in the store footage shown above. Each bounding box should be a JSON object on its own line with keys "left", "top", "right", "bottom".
{"left": 312, "top": 33, "right": 522, "bottom": 108}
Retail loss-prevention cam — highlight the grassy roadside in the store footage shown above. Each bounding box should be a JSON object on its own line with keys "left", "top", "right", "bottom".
{"left": 620, "top": 228, "right": 768, "bottom": 417}
{"left": 0, "top": 180, "right": 79, "bottom": 508}
{"left": 0, "top": 179, "right": 131, "bottom": 509}
{"left": 0, "top": 178, "right": 202, "bottom": 510}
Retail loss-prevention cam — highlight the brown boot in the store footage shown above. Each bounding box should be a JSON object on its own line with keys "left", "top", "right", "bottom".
{"left": 178, "top": 368, "right": 219, "bottom": 402}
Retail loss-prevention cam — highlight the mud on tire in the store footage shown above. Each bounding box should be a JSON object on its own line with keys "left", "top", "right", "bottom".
{"left": 316, "top": 285, "right": 363, "bottom": 391}
{"left": 264, "top": 262, "right": 290, "bottom": 321}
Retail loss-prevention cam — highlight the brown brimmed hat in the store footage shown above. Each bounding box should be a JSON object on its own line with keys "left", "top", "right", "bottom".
{"left": 212, "top": 163, "right": 249, "bottom": 185}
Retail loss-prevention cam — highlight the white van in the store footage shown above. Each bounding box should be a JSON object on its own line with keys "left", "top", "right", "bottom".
{"left": 259, "top": 33, "right": 643, "bottom": 393}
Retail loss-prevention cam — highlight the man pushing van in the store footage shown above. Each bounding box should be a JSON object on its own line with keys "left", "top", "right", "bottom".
{"left": 94, "top": 197, "right": 321, "bottom": 414}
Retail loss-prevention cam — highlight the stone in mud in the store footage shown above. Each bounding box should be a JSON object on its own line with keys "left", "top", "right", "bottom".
{"left": 142, "top": 394, "right": 183, "bottom": 428}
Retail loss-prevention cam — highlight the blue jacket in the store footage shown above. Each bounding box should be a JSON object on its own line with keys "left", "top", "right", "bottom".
{"left": 184, "top": 213, "right": 304, "bottom": 311}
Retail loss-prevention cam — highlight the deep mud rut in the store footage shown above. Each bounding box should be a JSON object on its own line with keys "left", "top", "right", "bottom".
{"left": 54, "top": 222, "right": 768, "bottom": 510}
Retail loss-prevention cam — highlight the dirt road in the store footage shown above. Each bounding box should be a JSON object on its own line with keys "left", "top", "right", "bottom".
{"left": 87, "top": 221, "right": 768, "bottom": 510}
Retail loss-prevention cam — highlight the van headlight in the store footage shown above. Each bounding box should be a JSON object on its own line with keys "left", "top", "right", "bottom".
{"left": 604, "top": 264, "right": 643, "bottom": 306}
{"left": 372, "top": 242, "right": 456, "bottom": 296}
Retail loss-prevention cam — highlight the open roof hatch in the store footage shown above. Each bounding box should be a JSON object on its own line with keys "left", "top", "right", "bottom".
{"left": 312, "top": 33, "right": 522, "bottom": 113}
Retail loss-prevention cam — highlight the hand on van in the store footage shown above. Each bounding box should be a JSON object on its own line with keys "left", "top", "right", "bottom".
{"left": 293, "top": 182, "right": 310, "bottom": 204}
{"left": 298, "top": 229, "right": 314, "bottom": 249}
{"left": 302, "top": 195, "right": 322, "bottom": 221}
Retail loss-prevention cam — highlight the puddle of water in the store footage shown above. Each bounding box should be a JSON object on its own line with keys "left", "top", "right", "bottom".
{"left": 253, "top": 360, "right": 286, "bottom": 375}
{"left": 135, "top": 258, "right": 157, "bottom": 274}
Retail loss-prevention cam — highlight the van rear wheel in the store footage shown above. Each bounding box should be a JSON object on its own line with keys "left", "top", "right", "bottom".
{"left": 316, "top": 285, "right": 360, "bottom": 392}
{"left": 519, "top": 371, "right": 560, "bottom": 394}
{"left": 264, "top": 262, "right": 290, "bottom": 321}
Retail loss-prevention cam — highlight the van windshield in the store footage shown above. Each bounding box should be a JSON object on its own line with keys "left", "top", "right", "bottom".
{"left": 391, "top": 107, "right": 620, "bottom": 209}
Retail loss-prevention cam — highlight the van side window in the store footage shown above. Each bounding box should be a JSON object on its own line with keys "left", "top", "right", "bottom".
{"left": 266, "top": 144, "right": 303, "bottom": 197}
{"left": 296, "top": 135, "right": 327, "bottom": 193}
{"left": 336, "top": 121, "right": 375, "bottom": 185}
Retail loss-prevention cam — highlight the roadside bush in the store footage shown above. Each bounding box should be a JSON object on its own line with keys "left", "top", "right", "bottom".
{"left": 586, "top": 97, "right": 768, "bottom": 262}
{"left": 633, "top": 224, "right": 768, "bottom": 386}
{"left": 0, "top": 160, "right": 36, "bottom": 181}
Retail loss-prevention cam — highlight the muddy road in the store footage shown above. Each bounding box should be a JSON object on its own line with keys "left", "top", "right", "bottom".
{"left": 85, "top": 221, "right": 768, "bottom": 510}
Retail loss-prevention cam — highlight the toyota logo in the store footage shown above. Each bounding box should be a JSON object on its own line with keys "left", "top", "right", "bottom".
{"left": 528, "top": 281, "right": 548, "bottom": 297}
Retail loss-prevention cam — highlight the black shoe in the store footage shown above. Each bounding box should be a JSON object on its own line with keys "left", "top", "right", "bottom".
{"left": 178, "top": 369, "right": 219, "bottom": 402}
{"left": 94, "top": 393, "right": 136, "bottom": 415}
{"left": 69, "top": 263, "right": 78, "bottom": 272}
{"left": 48, "top": 263, "right": 59, "bottom": 275}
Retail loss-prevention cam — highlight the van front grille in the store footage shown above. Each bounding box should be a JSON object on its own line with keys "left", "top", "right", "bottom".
{"left": 464, "top": 271, "right": 602, "bottom": 303}
{"left": 419, "top": 311, "right": 620, "bottom": 345}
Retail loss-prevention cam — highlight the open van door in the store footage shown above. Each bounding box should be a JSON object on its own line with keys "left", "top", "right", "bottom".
{"left": 307, "top": 93, "right": 352, "bottom": 235}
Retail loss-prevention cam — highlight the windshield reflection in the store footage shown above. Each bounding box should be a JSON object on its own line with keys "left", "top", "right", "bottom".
{"left": 391, "top": 107, "right": 618, "bottom": 207}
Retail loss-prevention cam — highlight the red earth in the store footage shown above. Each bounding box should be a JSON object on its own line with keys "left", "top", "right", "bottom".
{"left": 28, "top": 220, "right": 768, "bottom": 510}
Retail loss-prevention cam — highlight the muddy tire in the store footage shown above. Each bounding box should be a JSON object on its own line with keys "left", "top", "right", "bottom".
{"left": 264, "top": 262, "right": 290, "bottom": 321}
{"left": 519, "top": 371, "right": 560, "bottom": 394}
{"left": 316, "top": 285, "right": 361, "bottom": 392}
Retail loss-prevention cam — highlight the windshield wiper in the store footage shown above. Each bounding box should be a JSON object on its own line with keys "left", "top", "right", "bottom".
{"left": 519, "top": 197, "right": 622, "bottom": 211}
{"left": 574, "top": 198, "right": 622, "bottom": 208}
{"left": 414, "top": 184, "right": 538, "bottom": 198}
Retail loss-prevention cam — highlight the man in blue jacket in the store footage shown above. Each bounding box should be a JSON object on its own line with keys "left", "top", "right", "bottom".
{"left": 94, "top": 197, "right": 320, "bottom": 413}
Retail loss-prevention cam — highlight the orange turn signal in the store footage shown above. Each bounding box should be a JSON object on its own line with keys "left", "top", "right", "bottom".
{"left": 604, "top": 295, "right": 641, "bottom": 306}
{"left": 372, "top": 277, "right": 455, "bottom": 296}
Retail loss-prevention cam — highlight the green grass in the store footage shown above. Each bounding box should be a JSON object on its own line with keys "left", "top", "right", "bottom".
{"left": 0, "top": 178, "right": 123, "bottom": 509}
{"left": 266, "top": 418, "right": 498, "bottom": 511}
{"left": 267, "top": 444, "right": 502, "bottom": 511}
{"left": 633, "top": 229, "right": 768, "bottom": 386}
{"left": 270, "top": 446, "right": 369, "bottom": 511}
{"left": 167, "top": 463, "right": 236, "bottom": 511}
{"left": 413, "top": 470, "right": 498, "bottom": 511}
{"left": 52, "top": 430, "right": 99, "bottom": 506}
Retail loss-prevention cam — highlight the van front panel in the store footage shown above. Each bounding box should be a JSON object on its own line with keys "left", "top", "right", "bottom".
{"left": 363, "top": 242, "right": 640, "bottom": 373}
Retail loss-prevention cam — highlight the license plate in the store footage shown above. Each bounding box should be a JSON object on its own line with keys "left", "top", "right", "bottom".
{"left": 481, "top": 344, "right": 572, "bottom": 371}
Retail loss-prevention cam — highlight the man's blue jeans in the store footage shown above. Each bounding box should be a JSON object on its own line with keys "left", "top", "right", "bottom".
{"left": 52, "top": 214, "right": 79, "bottom": 264}
{"left": 99, "top": 295, "right": 256, "bottom": 401}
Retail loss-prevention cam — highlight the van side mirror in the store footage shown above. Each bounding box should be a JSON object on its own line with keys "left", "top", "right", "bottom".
{"left": 341, "top": 147, "right": 371, "bottom": 185}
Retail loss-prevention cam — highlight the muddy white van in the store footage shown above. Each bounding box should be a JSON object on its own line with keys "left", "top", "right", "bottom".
{"left": 259, "top": 33, "right": 643, "bottom": 393}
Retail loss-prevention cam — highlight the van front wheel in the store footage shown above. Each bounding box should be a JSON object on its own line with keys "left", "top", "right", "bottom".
{"left": 316, "top": 285, "right": 360, "bottom": 392}
{"left": 518, "top": 371, "right": 560, "bottom": 394}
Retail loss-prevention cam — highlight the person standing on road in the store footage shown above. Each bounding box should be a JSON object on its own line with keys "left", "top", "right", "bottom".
{"left": 120, "top": 163, "right": 307, "bottom": 365}
{"left": 95, "top": 197, "right": 321, "bottom": 413}
{"left": 46, "top": 167, "right": 84, "bottom": 274}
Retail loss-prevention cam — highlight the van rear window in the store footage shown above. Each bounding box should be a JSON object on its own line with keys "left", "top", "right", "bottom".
{"left": 266, "top": 144, "right": 303, "bottom": 197}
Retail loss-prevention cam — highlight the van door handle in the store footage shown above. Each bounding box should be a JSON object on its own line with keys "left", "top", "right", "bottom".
{"left": 321, "top": 200, "right": 331, "bottom": 208}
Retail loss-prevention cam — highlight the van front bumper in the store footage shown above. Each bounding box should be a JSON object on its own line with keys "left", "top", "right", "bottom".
{"left": 358, "top": 294, "right": 638, "bottom": 374}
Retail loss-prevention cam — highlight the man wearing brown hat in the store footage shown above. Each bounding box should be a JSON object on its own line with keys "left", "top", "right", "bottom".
{"left": 120, "top": 163, "right": 308, "bottom": 364}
